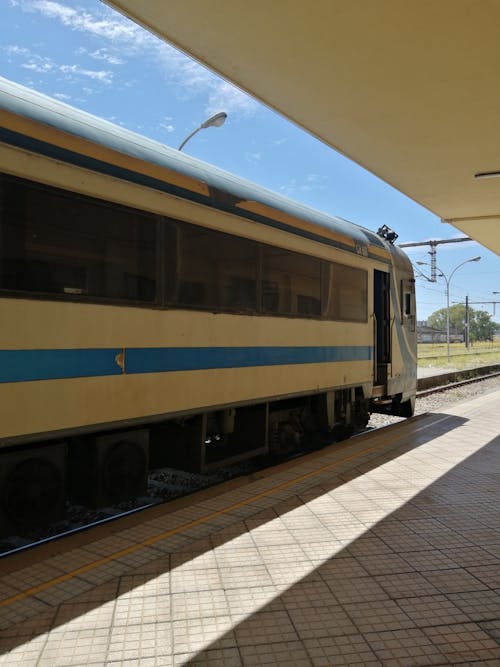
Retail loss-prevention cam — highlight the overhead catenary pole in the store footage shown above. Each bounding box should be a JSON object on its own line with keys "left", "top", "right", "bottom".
{"left": 452, "top": 298, "right": 500, "bottom": 316}
{"left": 465, "top": 295, "right": 469, "bottom": 349}
{"left": 399, "top": 237, "right": 473, "bottom": 282}
{"left": 416, "top": 256, "right": 481, "bottom": 362}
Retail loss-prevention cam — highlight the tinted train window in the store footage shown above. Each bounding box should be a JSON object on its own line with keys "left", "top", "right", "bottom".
{"left": 323, "top": 262, "right": 367, "bottom": 322}
{"left": 0, "top": 175, "right": 369, "bottom": 321}
{"left": 0, "top": 175, "right": 157, "bottom": 302}
{"left": 169, "top": 222, "right": 258, "bottom": 312}
{"left": 262, "top": 246, "right": 321, "bottom": 316}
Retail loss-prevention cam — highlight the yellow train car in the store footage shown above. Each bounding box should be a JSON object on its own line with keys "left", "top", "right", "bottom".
{"left": 0, "top": 77, "right": 416, "bottom": 532}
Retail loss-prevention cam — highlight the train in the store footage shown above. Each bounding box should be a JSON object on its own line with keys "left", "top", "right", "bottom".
{"left": 0, "top": 77, "right": 417, "bottom": 534}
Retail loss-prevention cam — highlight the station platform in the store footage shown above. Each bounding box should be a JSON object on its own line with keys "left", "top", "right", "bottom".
{"left": 0, "top": 389, "right": 499, "bottom": 666}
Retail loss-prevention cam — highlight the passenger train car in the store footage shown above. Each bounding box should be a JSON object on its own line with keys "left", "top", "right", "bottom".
{"left": 0, "top": 77, "right": 417, "bottom": 533}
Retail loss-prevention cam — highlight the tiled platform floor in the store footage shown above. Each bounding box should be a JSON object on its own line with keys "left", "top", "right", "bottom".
{"left": 0, "top": 389, "right": 499, "bottom": 666}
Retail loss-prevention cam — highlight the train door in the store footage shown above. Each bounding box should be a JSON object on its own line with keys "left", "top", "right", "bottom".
{"left": 373, "top": 270, "right": 391, "bottom": 386}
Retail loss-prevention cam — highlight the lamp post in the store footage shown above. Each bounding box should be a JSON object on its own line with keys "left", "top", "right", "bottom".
{"left": 178, "top": 112, "right": 227, "bottom": 151}
{"left": 416, "top": 256, "right": 481, "bottom": 362}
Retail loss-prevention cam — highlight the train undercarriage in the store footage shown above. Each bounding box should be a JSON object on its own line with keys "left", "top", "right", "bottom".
{"left": 0, "top": 385, "right": 375, "bottom": 537}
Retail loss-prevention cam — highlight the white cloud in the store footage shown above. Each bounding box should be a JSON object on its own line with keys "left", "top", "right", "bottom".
{"left": 300, "top": 173, "right": 327, "bottom": 192}
{"left": 22, "top": 56, "right": 54, "bottom": 73}
{"left": 161, "top": 123, "right": 175, "bottom": 133}
{"left": 5, "top": 47, "right": 57, "bottom": 75}
{"left": 279, "top": 173, "right": 328, "bottom": 196}
{"left": 4, "top": 45, "right": 31, "bottom": 57}
{"left": 15, "top": 0, "right": 260, "bottom": 115}
{"left": 279, "top": 179, "right": 297, "bottom": 197}
{"left": 4, "top": 42, "right": 112, "bottom": 84}
{"left": 205, "top": 81, "right": 258, "bottom": 117}
{"left": 77, "top": 47, "right": 125, "bottom": 65}
{"left": 244, "top": 151, "right": 262, "bottom": 166}
{"left": 59, "top": 63, "right": 113, "bottom": 83}
{"left": 29, "top": 0, "right": 150, "bottom": 46}
{"left": 14, "top": 49, "right": 113, "bottom": 84}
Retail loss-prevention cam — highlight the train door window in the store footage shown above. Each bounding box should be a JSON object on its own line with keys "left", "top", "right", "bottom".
{"left": 321, "top": 262, "right": 334, "bottom": 318}
{"left": 323, "top": 261, "right": 368, "bottom": 322}
{"left": 0, "top": 175, "right": 157, "bottom": 303}
{"left": 262, "top": 246, "right": 321, "bottom": 316}
{"left": 374, "top": 270, "right": 391, "bottom": 382}
{"left": 401, "top": 279, "right": 416, "bottom": 331}
{"left": 171, "top": 222, "right": 258, "bottom": 312}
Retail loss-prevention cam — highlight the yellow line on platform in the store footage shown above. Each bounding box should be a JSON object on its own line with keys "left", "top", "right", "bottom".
{"left": 0, "top": 420, "right": 418, "bottom": 609}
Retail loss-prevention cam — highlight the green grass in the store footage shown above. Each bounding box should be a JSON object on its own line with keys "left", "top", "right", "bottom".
{"left": 418, "top": 341, "right": 500, "bottom": 369}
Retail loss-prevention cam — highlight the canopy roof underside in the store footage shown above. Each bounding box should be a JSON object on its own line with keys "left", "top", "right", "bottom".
{"left": 106, "top": 0, "right": 500, "bottom": 254}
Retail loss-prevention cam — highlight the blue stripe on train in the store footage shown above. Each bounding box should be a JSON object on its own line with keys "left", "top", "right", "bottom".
{"left": 0, "top": 346, "right": 372, "bottom": 383}
{"left": 0, "top": 348, "right": 123, "bottom": 383}
{"left": 125, "top": 346, "right": 372, "bottom": 373}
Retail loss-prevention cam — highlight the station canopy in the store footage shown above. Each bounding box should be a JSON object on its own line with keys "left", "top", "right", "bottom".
{"left": 106, "top": 1, "right": 500, "bottom": 255}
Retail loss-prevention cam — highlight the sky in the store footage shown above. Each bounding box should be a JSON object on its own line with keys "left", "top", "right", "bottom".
{"left": 1, "top": 0, "right": 499, "bottom": 323}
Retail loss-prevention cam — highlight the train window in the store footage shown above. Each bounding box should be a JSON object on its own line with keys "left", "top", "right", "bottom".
{"left": 170, "top": 222, "right": 258, "bottom": 312}
{"left": 401, "top": 279, "right": 416, "bottom": 331}
{"left": 262, "top": 246, "right": 321, "bottom": 316}
{"left": 0, "top": 175, "right": 157, "bottom": 302}
{"left": 323, "top": 261, "right": 368, "bottom": 322}
{"left": 404, "top": 293, "right": 411, "bottom": 316}
{"left": 0, "top": 175, "right": 368, "bottom": 322}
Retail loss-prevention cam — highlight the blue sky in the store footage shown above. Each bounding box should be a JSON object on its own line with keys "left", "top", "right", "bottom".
{"left": 2, "top": 0, "right": 499, "bottom": 323}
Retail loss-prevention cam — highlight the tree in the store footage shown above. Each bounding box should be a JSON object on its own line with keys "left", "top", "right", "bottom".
{"left": 428, "top": 304, "right": 466, "bottom": 334}
{"left": 470, "top": 309, "right": 497, "bottom": 342}
{"left": 427, "top": 304, "right": 496, "bottom": 342}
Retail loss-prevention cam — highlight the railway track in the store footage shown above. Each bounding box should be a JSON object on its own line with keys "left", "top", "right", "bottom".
{"left": 2, "top": 367, "right": 499, "bottom": 559}
{"left": 417, "top": 367, "right": 500, "bottom": 397}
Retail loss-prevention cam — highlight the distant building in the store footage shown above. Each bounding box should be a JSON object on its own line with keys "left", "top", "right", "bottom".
{"left": 417, "top": 324, "right": 463, "bottom": 344}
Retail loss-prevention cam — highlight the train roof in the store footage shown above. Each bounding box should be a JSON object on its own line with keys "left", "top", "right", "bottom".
{"left": 0, "top": 77, "right": 396, "bottom": 260}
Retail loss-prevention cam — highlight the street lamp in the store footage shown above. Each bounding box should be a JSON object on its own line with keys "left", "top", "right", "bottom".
{"left": 416, "top": 256, "right": 481, "bottom": 362}
{"left": 178, "top": 112, "right": 227, "bottom": 151}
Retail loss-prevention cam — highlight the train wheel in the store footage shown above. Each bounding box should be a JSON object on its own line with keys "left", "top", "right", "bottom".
{"left": 394, "top": 395, "right": 415, "bottom": 417}
{"left": 352, "top": 398, "right": 370, "bottom": 429}
{"left": 3, "top": 457, "right": 64, "bottom": 531}
{"left": 102, "top": 439, "right": 148, "bottom": 504}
